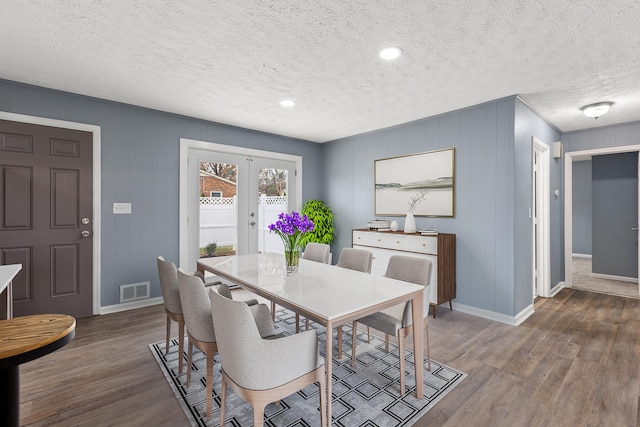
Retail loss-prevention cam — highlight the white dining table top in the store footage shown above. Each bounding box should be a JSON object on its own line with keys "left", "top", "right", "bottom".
{"left": 197, "top": 253, "right": 423, "bottom": 324}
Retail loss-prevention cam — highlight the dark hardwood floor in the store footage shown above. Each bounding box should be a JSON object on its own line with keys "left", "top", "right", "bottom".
{"left": 18, "top": 288, "right": 640, "bottom": 426}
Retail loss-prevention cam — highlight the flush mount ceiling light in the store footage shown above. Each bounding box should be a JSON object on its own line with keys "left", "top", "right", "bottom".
{"left": 581, "top": 102, "right": 613, "bottom": 119}
{"left": 279, "top": 99, "right": 295, "bottom": 108}
{"left": 379, "top": 46, "right": 402, "bottom": 60}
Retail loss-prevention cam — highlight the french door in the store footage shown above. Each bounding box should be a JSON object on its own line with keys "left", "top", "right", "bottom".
{"left": 180, "top": 140, "right": 301, "bottom": 271}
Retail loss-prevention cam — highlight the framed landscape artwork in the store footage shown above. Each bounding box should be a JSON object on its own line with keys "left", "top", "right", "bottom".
{"left": 375, "top": 148, "right": 455, "bottom": 217}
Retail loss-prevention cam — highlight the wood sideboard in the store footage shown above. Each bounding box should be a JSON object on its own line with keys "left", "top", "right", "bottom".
{"left": 352, "top": 229, "right": 456, "bottom": 318}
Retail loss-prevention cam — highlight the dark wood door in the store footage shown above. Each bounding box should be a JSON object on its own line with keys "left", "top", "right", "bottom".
{"left": 0, "top": 119, "right": 93, "bottom": 317}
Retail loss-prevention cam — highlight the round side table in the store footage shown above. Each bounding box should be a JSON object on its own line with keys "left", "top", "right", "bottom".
{"left": 0, "top": 314, "right": 76, "bottom": 427}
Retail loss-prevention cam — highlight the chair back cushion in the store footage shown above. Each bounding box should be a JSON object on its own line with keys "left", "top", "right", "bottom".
{"left": 178, "top": 270, "right": 216, "bottom": 342}
{"left": 302, "top": 242, "right": 331, "bottom": 264}
{"left": 337, "top": 248, "right": 373, "bottom": 273}
{"left": 383, "top": 255, "right": 432, "bottom": 325}
{"left": 157, "top": 256, "right": 182, "bottom": 314}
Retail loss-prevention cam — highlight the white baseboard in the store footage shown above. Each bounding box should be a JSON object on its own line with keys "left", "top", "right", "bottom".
{"left": 452, "top": 302, "right": 530, "bottom": 326}
{"left": 572, "top": 253, "right": 592, "bottom": 258}
{"left": 100, "top": 296, "right": 164, "bottom": 315}
{"left": 549, "top": 281, "right": 565, "bottom": 297}
{"left": 591, "top": 272, "right": 638, "bottom": 283}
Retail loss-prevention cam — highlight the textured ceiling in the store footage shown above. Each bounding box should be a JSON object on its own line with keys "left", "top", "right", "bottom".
{"left": 1, "top": 1, "right": 639, "bottom": 143}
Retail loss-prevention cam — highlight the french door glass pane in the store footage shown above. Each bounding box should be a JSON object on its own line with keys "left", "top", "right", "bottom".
{"left": 257, "top": 167, "right": 289, "bottom": 254}
{"left": 199, "top": 161, "right": 238, "bottom": 258}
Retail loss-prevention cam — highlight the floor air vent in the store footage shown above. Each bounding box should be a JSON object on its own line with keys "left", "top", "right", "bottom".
{"left": 120, "top": 281, "right": 150, "bottom": 303}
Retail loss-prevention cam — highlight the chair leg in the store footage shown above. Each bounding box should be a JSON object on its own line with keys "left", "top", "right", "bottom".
{"left": 351, "top": 321, "right": 358, "bottom": 367}
{"left": 186, "top": 341, "right": 193, "bottom": 386}
{"left": 177, "top": 319, "right": 185, "bottom": 374}
{"left": 305, "top": 317, "right": 310, "bottom": 330}
{"left": 271, "top": 301, "right": 276, "bottom": 321}
{"left": 253, "top": 403, "right": 266, "bottom": 427}
{"left": 398, "top": 332, "right": 406, "bottom": 395}
{"left": 165, "top": 315, "right": 171, "bottom": 354}
{"left": 337, "top": 326, "right": 343, "bottom": 357}
{"left": 295, "top": 313, "right": 300, "bottom": 334}
{"left": 385, "top": 334, "right": 389, "bottom": 352}
{"left": 206, "top": 353, "right": 214, "bottom": 417}
{"left": 367, "top": 326, "right": 371, "bottom": 343}
{"left": 219, "top": 375, "right": 227, "bottom": 427}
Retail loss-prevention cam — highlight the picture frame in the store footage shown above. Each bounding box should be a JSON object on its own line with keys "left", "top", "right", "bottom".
{"left": 375, "top": 148, "right": 455, "bottom": 217}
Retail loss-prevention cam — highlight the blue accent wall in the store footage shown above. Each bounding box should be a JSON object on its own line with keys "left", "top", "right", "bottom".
{"left": 323, "top": 97, "right": 560, "bottom": 317}
{"left": 0, "top": 79, "right": 323, "bottom": 307}
{"left": 592, "top": 152, "right": 638, "bottom": 278}
{"left": 0, "top": 78, "right": 567, "bottom": 319}
{"left": 572, "top": 160, "right": 592, "bottom": 255}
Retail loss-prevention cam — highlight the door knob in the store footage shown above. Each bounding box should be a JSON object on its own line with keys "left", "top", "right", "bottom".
{"left": 250, "top": 221, "right": 256, "bottom": 226}
{"left": 633, "top": 227, "right": 639, "bottom": 231}
{"left": 81, "top": 230, "right": 90, "bottom": 238}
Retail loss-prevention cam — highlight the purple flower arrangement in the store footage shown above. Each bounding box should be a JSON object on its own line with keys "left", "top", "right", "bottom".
{"left": 268, "top": 211, "right": 314, "bottom": 272}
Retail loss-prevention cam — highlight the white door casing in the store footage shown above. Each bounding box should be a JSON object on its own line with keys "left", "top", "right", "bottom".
{"left": 532, "top": 137, "right": 550, "bottom": 299}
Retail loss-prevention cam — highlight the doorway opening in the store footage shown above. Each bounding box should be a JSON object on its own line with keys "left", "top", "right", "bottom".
{"left": 564, "top": 144, "right": 640, "bottom": 297}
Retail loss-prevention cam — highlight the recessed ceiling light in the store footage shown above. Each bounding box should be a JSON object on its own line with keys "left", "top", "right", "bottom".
{"left": 581, "top": 102, "right": 613, "bottom": 119}
{"left": 380, "top": 46, "right": 402, "bottom": 60}
{"left": 279, "top": 99, "right": 295, "bottom": 107}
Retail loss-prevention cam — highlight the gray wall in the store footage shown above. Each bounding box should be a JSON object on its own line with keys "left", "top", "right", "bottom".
{"left": 592, "top": 152, "right": 638, "bottom": 278}
{"left": 572, "top": 160, "right": 592, "bottom": 255}
{"left": 0, "top": 79, "right": 323, "bottom": 307}
{"left": 323, "top": 97, "right": 560, "bottom": 317}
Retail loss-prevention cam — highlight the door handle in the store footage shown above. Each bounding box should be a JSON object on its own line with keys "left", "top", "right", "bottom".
{"left": 250, "top": 221, "right": 256, "bottom": 226}
{"left": 633, "top": 227, "right": 639, "bottom": 231}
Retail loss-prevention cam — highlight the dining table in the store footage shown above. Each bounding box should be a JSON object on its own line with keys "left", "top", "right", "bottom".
{"left": 197, "top": 253, "right": 426, "bottom": 424}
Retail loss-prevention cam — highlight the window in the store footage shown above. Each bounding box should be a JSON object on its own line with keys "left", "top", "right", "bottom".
{"left": 210, "top": 191, "right": 222, "bottom": 198}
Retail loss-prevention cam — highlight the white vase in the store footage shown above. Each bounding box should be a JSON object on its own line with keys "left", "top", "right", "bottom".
{"left": 390, "top": 220, "right": 399, "bottom": 231}
{"left": 404, "top": 212, "right": 416, "bottom": 233}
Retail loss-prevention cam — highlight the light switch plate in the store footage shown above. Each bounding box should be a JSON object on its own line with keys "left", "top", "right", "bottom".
{"left": 113, "top": 202, "right": 132, "bottom": 214}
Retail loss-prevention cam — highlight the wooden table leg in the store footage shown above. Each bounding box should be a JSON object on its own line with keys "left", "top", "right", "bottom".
{"left": 411, "top": 293, "right": 424, "bottom": 399}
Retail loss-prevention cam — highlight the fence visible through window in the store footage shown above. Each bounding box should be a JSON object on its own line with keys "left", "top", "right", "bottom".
{"left": 199, "top": 195, "right": 288, "bottom": 257}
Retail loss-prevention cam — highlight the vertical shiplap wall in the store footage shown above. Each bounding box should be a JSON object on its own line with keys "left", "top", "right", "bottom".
{"left": 513, "top": 101, "right": 562, "bottom": 313}
{"left": 0, "top": 79, "right": 323, "bottom": 308}
{"left": 572, "top": 160, "right": 592, "bottom": 255}
{"left": 323, "top": 97, "right": 526, "bottom": 316}
{"left": 562, "top": 121, "right": 640, "bottom": 152}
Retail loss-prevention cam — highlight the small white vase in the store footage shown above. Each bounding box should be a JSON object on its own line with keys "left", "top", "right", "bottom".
{"left": 390, "top": 220, "right": 399, "bottom": 231}
{"left": 404, "top": 212, "right": 416, "bottom": 233}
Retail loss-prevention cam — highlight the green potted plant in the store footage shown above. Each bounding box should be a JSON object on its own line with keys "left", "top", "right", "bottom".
{"left": 299, "top": 199, "right": 335, "bottom": 247}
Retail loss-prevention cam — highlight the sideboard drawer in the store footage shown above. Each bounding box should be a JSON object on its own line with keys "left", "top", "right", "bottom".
{"left": 352, "top": 230, "right": 437, "bottom": 255}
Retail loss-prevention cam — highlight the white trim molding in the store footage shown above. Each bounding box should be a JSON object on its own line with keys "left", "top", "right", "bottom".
{"left": 452, "top": 302, "right": 535, "bottom": 326}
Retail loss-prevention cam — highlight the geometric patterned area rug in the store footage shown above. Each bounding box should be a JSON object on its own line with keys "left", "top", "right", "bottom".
{"left": 149, "top": 309, "right": 466, "bottom": 426}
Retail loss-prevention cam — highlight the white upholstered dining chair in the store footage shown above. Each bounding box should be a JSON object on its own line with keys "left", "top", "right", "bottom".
{"left": 350, "top": 255, "right": 432, "bottom": 395}
{"left": 157, "top": 256, "right": 222, "bottom": 374}
{"left": 334, "top": 247, "right": 373, "bottom": 356}
{"left": 209, "top": 288, "right": 327, "bottom": 427}
{"left": 177, "top": 270, "right": 272, "bottom": 417}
